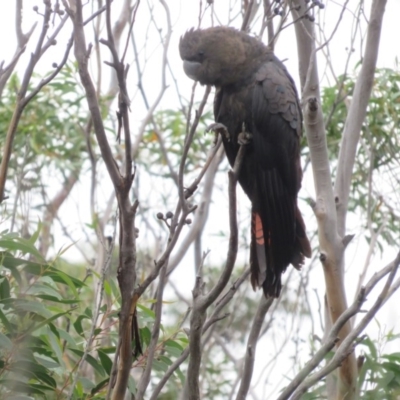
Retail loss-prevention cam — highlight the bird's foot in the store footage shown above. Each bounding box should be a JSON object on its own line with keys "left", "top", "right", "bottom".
{"left": 206, "top": 122, "right": 230, "bottom": 144}
{"left": 238, "top": 126, "right": 253, "bottom": 145}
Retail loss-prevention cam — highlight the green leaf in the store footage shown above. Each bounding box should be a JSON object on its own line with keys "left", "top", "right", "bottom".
{"left": 137, "top": 303, "right": 156, "bottom": 319}
{"left": 28, "top": 221, "right": 42, "bottom": 246}
{"left": 58, "top": 328, "right": 77, "bottom": 347}
{"left": 159, "top": 355, "right": 173, "bottom": 366}
{"left": 0, "top": 238, "right": 44, "bottom": 261}
{"left": 91, "top": 377, "right": 109, "bottom": 395}
{"left": 378, "top": 370, "right": 395, "bottom": 387}
{"left": 165, "top": 339, "right": 183, "bottom": 352}
{"left": 24, "top": 263, "right": 85, "bottom": 290}
{"left": 33, "top": 371, "right": 57, "bottom": 388}
{"left": 361, "top": 337, "right": 378, "bottom": 360}
{"left": 0, "top": 379, "right": 46, "bottom": 395}
{"left": 383, "top": 353, "right": 400, "bottom": 363}
{"left": 79, "top": 376, "right": 96, "bottom": 391}
{"left": 0, "top": 308, "right": 13, "bottom": 333}
{"left": 0, "top": 332, "right": 12, "bottom": 350}
{"left": 152, "top": 358, "right": 168, "bottom": 372}
{"left": 34, "top": 354, "right": 60, "bottom": 369}
{"left": 98, "top": 349, "right": 113, "bottom": 375}
{"left": 140, "top": 326, "right": 151, "bottom": 348}
{"left": 382, "top": 361, "right": 400, "bottom": 375}
{"left": 165, "top": 344, "right": 183, "bottom": 358}
{"left": 108, "top": 278, "right": 121, "bottom": 305}
{"left": 175, "top": 367, "right": 185, "bottom": 385}
{"left": 99, "top": 346, "right": 116, "bottom": 354}
{"left": 14, "top": 300, "right": 52, "bottom": 318}
{"left": 36, "top": 294, "right": 78, "bottom": 304}
{"left": 50, "top": 269, "right": 78, "bottom": 296}
{"left": 0, "top": 277, "right": 10, "bottom": 300}
{"left": 26, "top": 282, "right": 62, "bottom": 298}
{"left": 84, "top": 307, "right": 93, "bottom": 318}
{"left": 45, "top": 325, "right": 65, "bottom": 368}
{"left": 177, "top": 336, "right": 189, "bottom": 345}
{"left": 73, "top": 315, "right": 89, "bottom": 336}
{"left": 69, "top": 349, "right": 106, "bottom": 377}
{"left": 55, "top": 240, "right": 78, "bottom": 257}
{"left": 0, "top": 252, "right": 22, "bottom": 284}
{"left": 104, "top": 280, "right": 111, "bottom": 296}
{"left": 25, "top": 310, "right": 72, "bottom": 336}
{"left": 128, "top": 375, "right": 136, "bottom": 395}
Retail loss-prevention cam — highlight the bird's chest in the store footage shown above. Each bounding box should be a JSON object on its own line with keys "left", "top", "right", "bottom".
{"left": 214, "top": 85, "right": 258, "bottom": 197}
{"left": 214, "top": 86, "right": 254, "bottom": 158}
{"left": 215, "top": 87, "right": 252, "bottom": 135}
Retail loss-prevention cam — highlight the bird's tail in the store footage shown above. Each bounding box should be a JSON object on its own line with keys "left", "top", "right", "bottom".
{"left": 291, "top": 205, "right": 312, "bottom": 268}
{"left": 249, "top": 173, "right": 311, "bottom": 298}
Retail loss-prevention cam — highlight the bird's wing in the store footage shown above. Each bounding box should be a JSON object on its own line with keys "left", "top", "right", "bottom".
{"left": 252, "top": 57, "right": 303, "bottom": 191}
{"left": 249, "top": 57, "right": 307, "bottom": 297}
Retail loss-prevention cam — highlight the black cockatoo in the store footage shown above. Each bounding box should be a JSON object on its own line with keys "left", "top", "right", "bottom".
{"left": 179, "top": 27, "right": 311, "bottom": 297}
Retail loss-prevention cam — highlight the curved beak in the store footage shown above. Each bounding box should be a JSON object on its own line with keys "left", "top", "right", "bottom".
{"left": 183, "top": 60, "right": 201, "bottom": 81}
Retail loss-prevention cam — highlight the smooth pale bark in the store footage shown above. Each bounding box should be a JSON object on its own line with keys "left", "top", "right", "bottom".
{"left": 334, "top": 0, "right": 387, "bottom": 235}
{"left": 291, "top": 2, "right": 357, "bottom": 398}
{"left": 292, "top": 0, "right": 387, "bottom": 398}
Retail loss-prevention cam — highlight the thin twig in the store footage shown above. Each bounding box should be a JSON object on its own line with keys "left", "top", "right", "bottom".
{"left": 149, "top": 268, "right": 250, "bottom": 400}
{"left": 236, "top": 296, "right": 273, "bottom": 400}
{"left": 290, "top": 251, "right": 400, "bottom": 399}
{"left": 67, "top": 216, "right": 117, "bottom": 400}
{"left": 135, "top": 261, "right": 168, "bottom": 399}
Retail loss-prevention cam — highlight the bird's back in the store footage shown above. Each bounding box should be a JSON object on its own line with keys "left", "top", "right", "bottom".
{"left": 214, "top": 55, "right": 311, "bottom": 297}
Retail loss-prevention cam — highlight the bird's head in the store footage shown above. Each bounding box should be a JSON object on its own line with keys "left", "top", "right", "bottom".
{"left": 179, "top": 27, "right": 268, "bottom": 87}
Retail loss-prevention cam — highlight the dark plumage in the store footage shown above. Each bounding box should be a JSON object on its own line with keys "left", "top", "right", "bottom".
{"left": 179, "top": 27, "right": 311, "bottom": 297}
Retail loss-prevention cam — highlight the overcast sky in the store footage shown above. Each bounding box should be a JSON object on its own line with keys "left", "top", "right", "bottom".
{"left": 1, "top": 2, "right": 400, "bottom": 397}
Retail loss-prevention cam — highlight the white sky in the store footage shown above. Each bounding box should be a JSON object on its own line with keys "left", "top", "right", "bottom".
{"left": 1, "top": 1, "right": 400, "bottom": 398}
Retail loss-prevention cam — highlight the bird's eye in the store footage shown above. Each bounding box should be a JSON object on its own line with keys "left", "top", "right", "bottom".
{"left": 197, "top": 50, "right": 205, "bottom": 60}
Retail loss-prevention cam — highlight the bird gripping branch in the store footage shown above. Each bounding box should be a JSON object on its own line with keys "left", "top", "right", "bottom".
{"left": 180, "top": 27, "right": 311, "bottom": 297}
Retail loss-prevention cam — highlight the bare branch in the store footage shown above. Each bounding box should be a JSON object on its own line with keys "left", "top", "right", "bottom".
{"left": 186, "top": 143, "right": 243, "bottom": 400}
{"left": 99, "top": 0, "right": 138, "bottom": 179}
{"left": 67, "top": 216, "right": 117, "bottom": 400}
{"left": 130, "top": 3, "right": 172, "bottom": 160}
{"left": 260, "top": 0, "right": 274, "bottom": 46}
{"left": 23, "top": 36, "right": 74, "bottom": 106}
{"left": 39, "top": 13, "right": 69, "bottom": 56}
{"left": 241, "top": 0, "right": 258, "bottom": 32}
{"left": 39, "top": 169, "right": 80, "bottom": 258}
{"left": 236, "top": 296, "right": 273, "bottom": 400}
{"left": 178, "top": 86, "right": 212, "bottom": 213}
{"left": 290, "top": 251, "right": 400, "bottom": 399}
{"left": 291, "top": 1, "right": 359, "bottom": 397}
{"left": 167, "top": 141, "right": 224, "bottom": 275}
{"left": 0, "top": 0, "right": 37, "bottom": 97}
{"left": 0, "top": 1, "right": 68, "bottom": 202}
{"left": 149, "top": 269, "right": 250, "bottom": 400}
{"left": 277, "top": 289, "right": 365, "bottom": 400}
{"left": 135, "top": 262, "right": 168, "bottom": 399}
{"left": 66, "top": 0, "right": 121, "bottom": 187}
{"left": 334, "top": 0, "right": 387, "bottom": 236}
{"left": 204, "top": 268, "right": 251, "bottom": 332}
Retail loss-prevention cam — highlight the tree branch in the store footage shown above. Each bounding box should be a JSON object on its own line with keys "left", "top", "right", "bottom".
{"left": 149, "top": 268, "right": 250, "bottom": 400}
{"left": 186, "top": 144, "right": 244, "bottom": 400}
{"left": 236, "top": 296, "right": 273, "bottom": 400}
{"left": 291, "top": 2, "right": 359, "bottom": 397}
{"left": 135, "top": 261, "right": 168, "bottom": 399}
{"left": 290, "top": 251, "right": 400, "bottom": 399}
{"left": 64, "top": 0, "right": 121, "bottom": 187}
{"left": 0, "top": 1, "right": 68, "bottom": 202}
{"left": 334, "top": 0, "right": 387, "bottom": 236}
